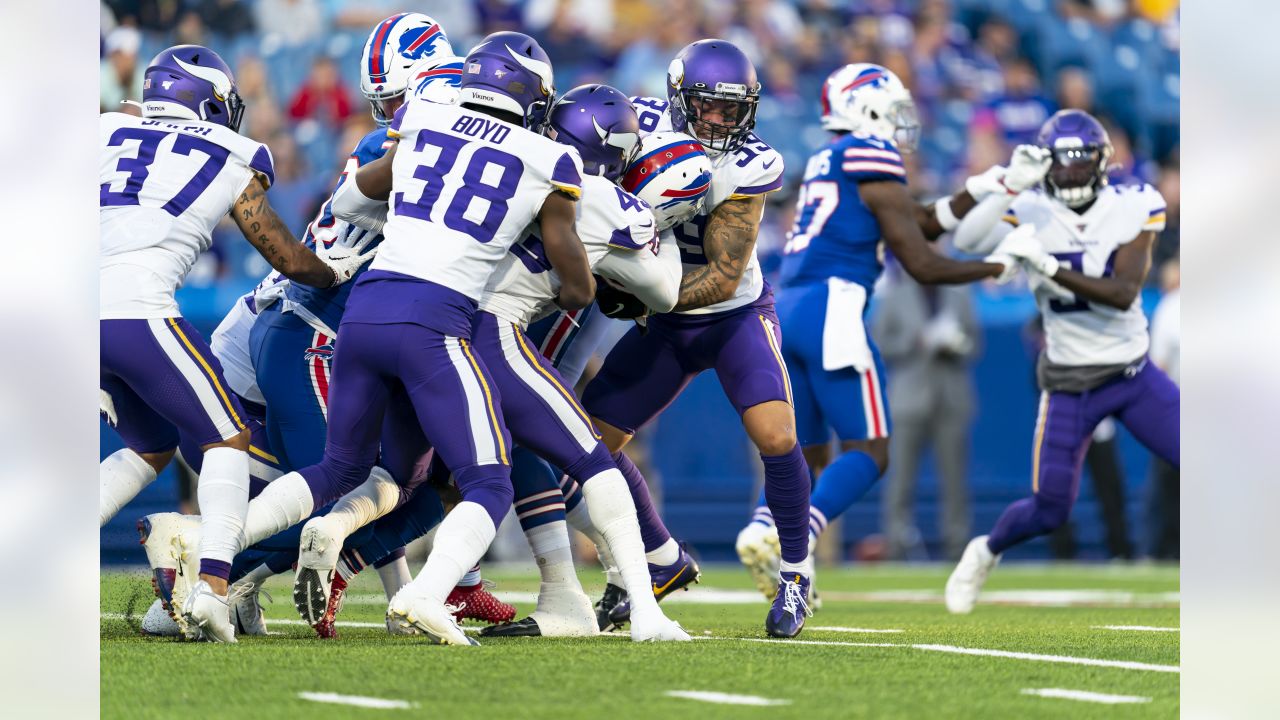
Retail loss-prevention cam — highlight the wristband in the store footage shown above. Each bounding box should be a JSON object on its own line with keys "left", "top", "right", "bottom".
{"left": 934, "top": 197, "right": 960, "bottom": 231}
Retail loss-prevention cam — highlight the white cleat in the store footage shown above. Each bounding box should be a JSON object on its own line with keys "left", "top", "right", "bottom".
{"left": 230, "top": 580, "right": 270, "bottom": 636}
{"left": 294, "top": 517, "right": 343, "bottom": 628}
{"left": 140, "top": 599, "right": 181, "bottom": 637}
{"left": 735, "top": 522, "right": 781, "bottom": 600}
{"left": 945, "top": 535, "right": 1001, "bottom": 614}
{"left": 629, "top": 607, "right": 691, "bottom": 642}
{"left": 182, "top": 580, "right": 239, "bottom": 643}
{"left": 528, "top": 583, "right": 600, "bottom": 637}
{"left": 138, "top": 512, "right": 201, "bottom": 638}
{"left": 386, "top": 591, "right": 478, "bottom": 646}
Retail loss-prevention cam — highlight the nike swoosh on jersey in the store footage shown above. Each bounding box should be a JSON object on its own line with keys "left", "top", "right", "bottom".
{"left": 761, "top": 158, "right": 776, "bottom": 170}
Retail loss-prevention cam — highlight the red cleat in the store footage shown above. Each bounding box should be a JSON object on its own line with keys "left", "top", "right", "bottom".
{"left": 313, "top": 574, "right": 348, "bottom": 639}
{"left": 446, "top": 581, "right": 516, "bottom": 625}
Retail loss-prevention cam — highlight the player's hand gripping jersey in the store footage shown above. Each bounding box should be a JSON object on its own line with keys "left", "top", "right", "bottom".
{"left": 1006, "top": 184, "right": 1166, "bottom": 366}
{"left": 369, "top": 100, "right": 584, "bottom": 299}
{"left": 630, "top": 96, "right": 784, "bottom": 315}
{"left": 479, "top": 175, "right": 680, "bottom": 327}
{"left": 100, "top": 112, "right": 274, "bottom": 318}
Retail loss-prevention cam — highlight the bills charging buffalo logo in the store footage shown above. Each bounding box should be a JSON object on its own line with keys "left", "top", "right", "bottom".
{"left": 397, "top": 24, "right": 445, "bottom": 59}
{"left": 304, "top": 343, "right": 335, "bottom": 364}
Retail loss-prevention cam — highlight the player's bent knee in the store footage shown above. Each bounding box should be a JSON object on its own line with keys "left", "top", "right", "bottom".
{"left": 593, "top": 417, "right": 633, "bottom": 453}
{"left": 137, "top": 449, "right": 176, "bottom": 475}
{"left": 1032, "top": 495, "right": 1071, "bottom": 533}
{"left": 743, "top": 401, "right": 799, "bottom": 456}
{"left": 201, "top": 427, "right": 250, "bottom": 453}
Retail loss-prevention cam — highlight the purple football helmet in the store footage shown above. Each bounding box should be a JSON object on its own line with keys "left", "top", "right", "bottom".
{"left": 1037, "top": 109, "right": 1114, "bottom": 208}
{"left": 140, "top": 45, "right": 244, "bottom": 131}
{"left": 666, "top": 39, "right": 761, "bottom": 153}
{"left": 547, "top": 85, "right": 641, "bottom": 182}
{"left": 459, "top": 31, "right": 555, "bottom": 131}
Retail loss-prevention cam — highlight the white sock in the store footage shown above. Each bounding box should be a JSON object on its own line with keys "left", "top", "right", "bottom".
{"left": 236, "top": 563, "right": 276, "bottom": 590}
{"left": 323, "top": 466, "right": 400, "bottom": 539}
{"left": 377, "top": 556, "right": 413, "bottom": 599}
{"left": 646, "top": 537, "right": 680, "bottom": 567}
{"left": 197, "top": 447, "right": 250, "bottom": 567}
{"left": 458, "top": 564, "right": 482, "bottom": 587}
{"left": 525, "top": 521, "right": 578, "bottom": 586}
{"left": 240, "top": 471, "right": 315, "bottom": 550}
{"left": 579, "top": 469, "right": 659, "bottom": 616}
{"left": 404, "top": 502, "right": 495, "bottom": 605}
{"left": 99, "top": 448, "right": 157, "bottom": 526}
{"left": 566, "top": 501, "right": 623, "bottom": 586}
{"left": 780, "top": 559, "right": 808, "bottom": 576}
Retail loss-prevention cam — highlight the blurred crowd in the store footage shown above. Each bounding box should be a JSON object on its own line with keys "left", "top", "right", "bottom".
{"left": 102, "top": 0, "right": 1179, "bottom": 290}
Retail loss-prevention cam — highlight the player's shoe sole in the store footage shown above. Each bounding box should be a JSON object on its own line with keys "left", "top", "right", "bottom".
{"left": 294, "top": 521, "right": 341, "bottom": 632}
{"left": 138, "top": 513, "right": 200, "bottom": 639}
{"left": 735, "top": 523, "right": 781, "bottom": 600}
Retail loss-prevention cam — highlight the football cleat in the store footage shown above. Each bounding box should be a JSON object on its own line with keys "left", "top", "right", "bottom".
{"left": 230, "top": 581, "right": 270, "bottom": 636}
{"left": 765, "top": 572, "right": 813, "bottom": 639}
{"left": 628, "top": 606, "right": 691, "bottom": 642}
{"left": 446, "top": 581, "right": 517, "bottom": 625}
{"left": 386, "top": 591, "right": 478, "bottom": 646}
{"left": 594, "top": 583, "right": 628, "bottom": 632}
{"left": 735, "top": 521, "right": 781, "bottom": 600}
{"left": 294, "top": 517, "right": 343, "bottom": 633}
{"left": 140, "top": 598, "right": 181, "bottom": 637}
{"left": 482, "top": 582, "right": 596, "bottom": 637}
{"left": 138, "top": 512, "right": 201, "bottom": 638}
{"left": 479, "top": 616, "right": 544, "bottom": 637}
{"left": 945, "top": 535, "right": 1000, "bottom": 614}
{"left": 182, "top": 580, "right": 242, "bottom": 643}
{"left": 312, "top": 574, "right": 348, "bottom": 639}
{"left": 607, "top": 545, "right": 701, "bottom": 628}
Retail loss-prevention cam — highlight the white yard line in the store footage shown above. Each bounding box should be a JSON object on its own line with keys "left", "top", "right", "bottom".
{"left": 1094, "top": 625, "right": 1179, "bottom": 632}
{"left": 810, "top": 626, "right": 904, "bottom": 634}
{"left": 732, "top": 639, "right": 903, "bottom": 648}
{"left": 1021, "top": 688, "right": 1152, "bottom": 705}
{"left": 664, "top": 690, "right": 791, "bottom": 707}
{"left": 912, "top": 644, "right": 1179, "bottom": 673}
{"left": 297, "top": 692, "right": 415, "bottom": 709}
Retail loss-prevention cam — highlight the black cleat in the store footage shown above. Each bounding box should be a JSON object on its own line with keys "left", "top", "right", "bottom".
{"left": 479, "top": 616, "right": 542, "bottom": 637}
{"left": 595, "top": 584, "right": 628, "bottom": 632}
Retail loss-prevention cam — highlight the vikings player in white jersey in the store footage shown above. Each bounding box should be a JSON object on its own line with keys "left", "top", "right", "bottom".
{"left": 944, "top": 110, "right": 1180, "bottom": 613}
{"left": 99, "top": 44, "right": 372, "bottom": 641}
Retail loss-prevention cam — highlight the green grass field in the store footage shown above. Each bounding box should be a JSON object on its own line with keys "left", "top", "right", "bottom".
{"left": 101, "top": 563, "right": 1179, "bottom": 719}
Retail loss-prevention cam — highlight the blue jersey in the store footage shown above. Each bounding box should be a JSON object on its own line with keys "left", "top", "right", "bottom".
{"left": 779, "top": 134, "right": 908, "bottom": 291}
{"left": 283, "top": 129, "right": 392, "bottom": 335}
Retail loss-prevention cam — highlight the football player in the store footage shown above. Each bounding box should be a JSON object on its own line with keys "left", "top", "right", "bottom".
{"left": 99, "top": 44, "right": 372, "bottom": 641}
{"left": 944, "top": 110, "right": 1179, "bottom": 613}
{"left": 732, "top": 64, "right": 1044, "bottom": 600}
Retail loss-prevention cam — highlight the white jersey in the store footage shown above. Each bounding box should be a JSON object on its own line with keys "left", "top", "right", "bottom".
{"left": 209, "top": 271, "right": 288, "bottom": 405}
{"left": 1005, "top": 184, "right": 1166, "bottom": 366}
{"left": 632, "top": 97, "right": 785, "bottom": 315}
{"left": 372, "top": 100, "right": 584, "bottom": 300}
{"left": 479, "top": 174, "right": 681, "bottom": 327}
{"left": 100, "top": 112, "right": 274, "bottom": 319}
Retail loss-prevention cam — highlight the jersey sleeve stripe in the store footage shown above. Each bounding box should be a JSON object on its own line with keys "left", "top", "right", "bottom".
{"left": 1147, "top": 206, "right": 1167, "bottom": 217}
{"left": 1143, "top": 213, "right": 1166, "bottom": 227}
{"left": 731, "top": 176, "right": 784, "bottom": 197}
{"left": 842, "top": 161, "right": 906, "bottom": 176}
{"left": 1002, "top": 213, "right": 1019, "bottom": 226}
{"left": 843, "top": 148, "right": 902, "bottom": 162}
{"left": 551, "top": 182, "right": 582, "bottom": 199}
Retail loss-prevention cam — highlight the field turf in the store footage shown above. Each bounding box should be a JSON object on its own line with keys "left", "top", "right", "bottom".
{"left": 101, "top": 563, "right": 1178, "bottom": 719}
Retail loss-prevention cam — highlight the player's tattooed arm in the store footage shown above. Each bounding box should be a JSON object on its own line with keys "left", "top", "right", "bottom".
{"left": 863, "top": 180, "right": 1004, "bottom": 285}
{"left": 1049, "top": 231, "right": 1155, "bottom": 310}
{"left": 917, "top": 189, "right": 978, "bottom": 240}
{"left": 538, "top": 190, "right": 596, "bottom": 310}
{"left": 232, "top": 176, "right": 336, "bottom": 288}
{"left": 673, "top": 194, "right": 763, "bottom": 312}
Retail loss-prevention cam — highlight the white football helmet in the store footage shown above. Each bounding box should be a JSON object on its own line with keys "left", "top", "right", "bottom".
{"left": 620, "top": 131, "right": 713, "bottom": 232}
{"left": 819, "top": 63, "right": 920, "bottom": 151}
{"left": 359, "top": 13, "right": 456, "bottom": 125}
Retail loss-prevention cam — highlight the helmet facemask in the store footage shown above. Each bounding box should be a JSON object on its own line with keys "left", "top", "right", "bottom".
{"left": 1045, "top": 144, "right": 1111, "bottom": 208}
{"left": 676, "top": 89, "right": 758, "bottom": 153}
{"left": 882, "top": 99, "right": 920, "bottom": 152}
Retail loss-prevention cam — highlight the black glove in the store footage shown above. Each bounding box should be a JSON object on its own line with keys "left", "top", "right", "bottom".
{"left": 594, "top": 274, "right": 649, "bottom": 319}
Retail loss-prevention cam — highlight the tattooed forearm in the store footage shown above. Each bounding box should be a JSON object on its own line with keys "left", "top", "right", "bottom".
{"left": 673, "top": 195, "right": 763, "bottom": 312}
{"left": 231, "top": 175, "right": 335, "bottom": 287}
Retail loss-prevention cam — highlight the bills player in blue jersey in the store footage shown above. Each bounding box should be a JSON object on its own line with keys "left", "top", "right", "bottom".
{"left": 944, "top": 110, "right": 1179, "bottom": 613}
{"left": 730, "top": 64, "right": 1047, "bottom": 605}
{"left": 100, "top": 44, "right": 373, "bottom": 642}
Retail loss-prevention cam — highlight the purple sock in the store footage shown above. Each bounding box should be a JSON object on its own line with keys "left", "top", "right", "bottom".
{"left": 761, "top": 444, "right": 811, "bottom": 564}
{"left": 611, "top": 450, "right": 671, "bottom": 553}
{"left": 198, "top": 559, "right": 232, "bottom": 581}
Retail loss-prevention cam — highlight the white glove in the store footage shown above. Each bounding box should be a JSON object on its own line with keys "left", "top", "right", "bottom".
{"left": 982, "top": 251, "right": 1020, "bottom": 285}
{"left": 964, "top": 164, "right": 1008, "bottom": 200}
{"left": 317, "top": 240, "right": 378, "bottom": 287}
{"left": 1002, "top": 144, "right": 1052, "bottom": 193}
{"left": 993, "top": 222, "right": 1059, "bottom": 277}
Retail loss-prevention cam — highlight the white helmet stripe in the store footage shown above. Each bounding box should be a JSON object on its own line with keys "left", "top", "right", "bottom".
{"left": 591, "top": 116, "right": 639, "bottom": 153}
{"left": 505, "top": 46, "right": 553, "bottom": 91}
{"left": 174, "top": 57, "right": 232, "bottom": 99}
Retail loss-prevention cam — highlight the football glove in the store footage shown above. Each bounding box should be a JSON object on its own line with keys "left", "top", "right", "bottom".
{"left": 594, "top": 275, "right": 650, "bottom": 319}
{"left": 993, "top": 223, "right": 1059, "bottom": 277}
{"left": 318, "top": 241, "right": 378, "bottom": 287}
{"left": 964, "top": 164, "right": 1008, "bottom": 200}
{"left": 1001, "top": 144, "right": 1053, "bottom": 193}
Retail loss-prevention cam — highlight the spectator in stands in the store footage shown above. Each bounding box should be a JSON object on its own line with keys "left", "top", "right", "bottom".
{"left": 288, "top": 56, "right": 353, "bottom": 127}
{"left": 1153, "top": 161, "right": 1180, "bottom": 270}
{"left": 873, "top": 256, "right": 979, "bottom": 562}
{"left": 196, "top": 0, "right": 255, "bottom": 37}
{"left": 254, "top": 0, "right": 325, "bottom": 48}
{"left": 100, "top": 26, "right": 143, "bottom": 114}
{"left": 1147, "top": 256, "right": 1179, "bottom": 559}
{"left": 173, "top": 10, "right": 207, "bottom": 47}
{"left": 968, "top": 57, "right": 1056, "bottom": 171}
{"left": 1056, "top": 65, "right": 1095, "bottom": 112}
{"left": 234, "top": 56, "right": 284, "bottom": 141}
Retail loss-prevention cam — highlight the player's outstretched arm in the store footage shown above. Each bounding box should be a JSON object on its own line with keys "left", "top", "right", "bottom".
{"left": 863, "top": 180, "right": 1007, "bottom": 285}
{"left": 917, "top": 190, "right": 978, "bottom": 240}
{"left": 331, "top": 143, "right": 397, "bottom": 231}
{"left": 673, "top": 194, "right": 763, "bottom": 312}
{"left": 1044, "top": 231, "right": 1156, "bottom": 310}
{"left": 538, "top": 191, "right": 595, "bottom": 310}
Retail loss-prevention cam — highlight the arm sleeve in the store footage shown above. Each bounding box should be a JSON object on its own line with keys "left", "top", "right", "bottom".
{"left": 550, "top": 151, "right": 584, "bottom": 200}
{"left": 331, "top": 176, "right": 388, "bottom": 233}
{"left": 595, "top": 234, "right": 682, "bottom": 314}
{"left": 841, "top": 142, "right": 907, "bottom": 185}
{"left": 952, "top": 191, "right": 1018, "bottom": 254}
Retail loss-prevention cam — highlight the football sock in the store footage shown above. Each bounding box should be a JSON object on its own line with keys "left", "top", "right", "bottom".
{"left": 240, "top": 471, "right": 315, "bottom": 550}
{"left": 566, "top": 500, "right": 623, "bottom": 587}
{"left": 809, "top": 508, "right": 828, "bottom": 547}
{"left": 323, "top": 466, "right": 400, "bottom": 539}
{"left": 525, "top": 521, "right": 577, "bottom": 586}
{"left": 406, "top": 501, "right": 495, "bottom": 605}
{"left": 235, "top": 563, "right": 276, "bottom": 591}
{"left": 560, "top": 473, "right": 583, "bottom": 513}
{"left": 809, "top": 449, "right": 881, "bottom": 531}
{"left": 780, "top": 559, "right": 808, "bottom": 576}
{"left": 459, "top": 564, "right": 482, "bottom": 587}
{"left": 511, "top": 447, "right": 568, "bottom": 531}
{"left": 646, "top": 538, "right": 680, "bottom": 567}
{"left": 761, "top": 444, "right": 813, "bottom": 565}
{"left": 749, "top": 504, "right": 774, "bottom": 528}
{"left": 579, "top": 468, "right": 659, "bottom": 615}
{"left": 197, "top": 447, "right": 250, "bottom": 581}
{"left": 610, "top": 450, "right": 671, "bottom": 553}
{"left": 376, "top": 554, "right": 412, "bottom": 599}
{"left": 99, "top": 448, "right": 157, "bottom": 526}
